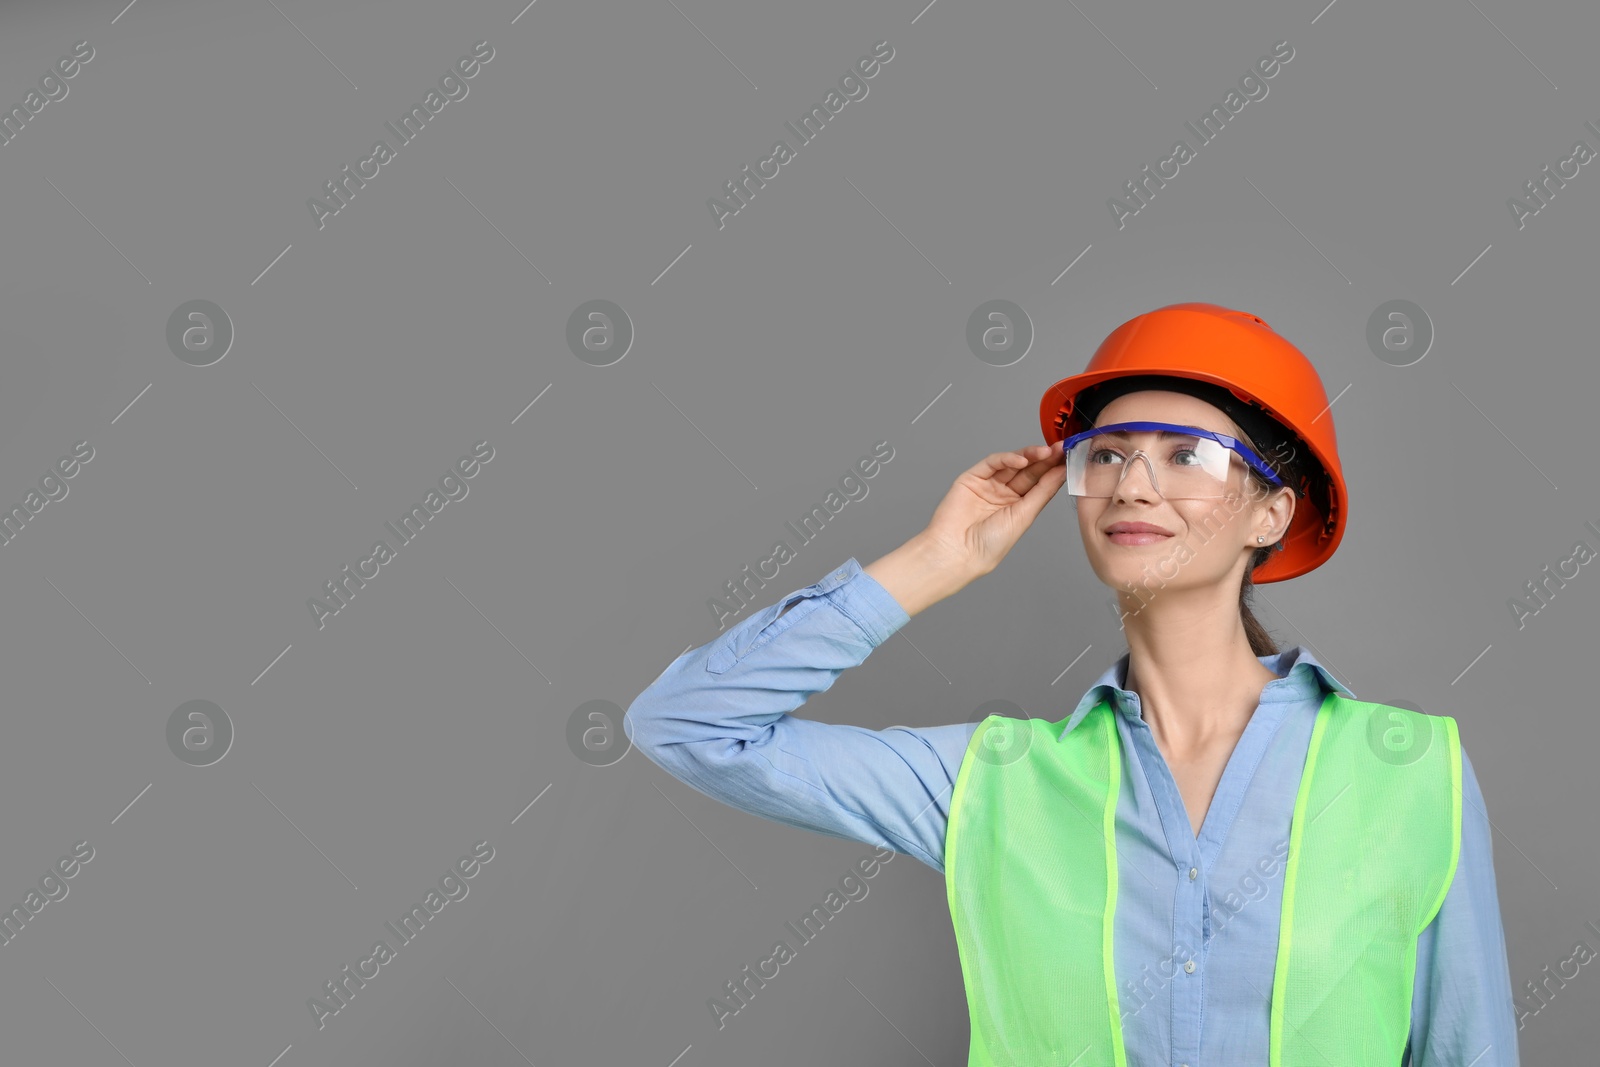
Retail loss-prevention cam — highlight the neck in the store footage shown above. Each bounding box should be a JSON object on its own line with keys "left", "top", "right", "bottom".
{"left": 1118, "top": 586, "right": 1281, "bottom": 756}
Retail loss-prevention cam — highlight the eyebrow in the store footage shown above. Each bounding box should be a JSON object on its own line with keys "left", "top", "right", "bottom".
{"left": 1093, "top": 428, "right": 1219, "bottom": 440}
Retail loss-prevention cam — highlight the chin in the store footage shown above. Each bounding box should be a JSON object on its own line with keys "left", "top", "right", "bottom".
{"left": 1088, "top": 555, "right": 1150, "bottom": 592}
{"left": 1097, "top": 540, "right": 1190, "bottom": 584}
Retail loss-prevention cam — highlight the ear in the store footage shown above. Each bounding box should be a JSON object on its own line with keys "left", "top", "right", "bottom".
{"left": 1261, "top": 485, "right": 1296, "bottom": 543}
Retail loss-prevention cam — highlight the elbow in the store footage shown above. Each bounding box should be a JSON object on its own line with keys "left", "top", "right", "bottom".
{"left": 623, "top": 645, "right": 707, "bottom": 759}
{"left": 621, "top": 695, "right": 655, "bottom": 755}
{"left": 623, "top": 684, "right": 681, "bottom": 765}
{"left": 622, "top": 690, "right": 711, "bottom": 785}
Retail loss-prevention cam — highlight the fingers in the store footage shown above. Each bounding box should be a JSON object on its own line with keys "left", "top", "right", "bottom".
{"left": 967, "top": 443, "right": 1060, "bottom": 480}
{"left": 964, "top": 450, "right": 1020, "bottom": 479}
{"left": 989, "top": 443, "right": 1063, "bottom": 488}
{"left": 1008, "top": 452, "right": 1070, "bottom": 525}
{"left": 1027, "top": 441, "right": 1064, "bottom": 467}
{"left": 1007, "top": 444, "right": 1065, "bottom": 496}
{"left": 956, "top": 445, "right": 1063, "bottom": 513}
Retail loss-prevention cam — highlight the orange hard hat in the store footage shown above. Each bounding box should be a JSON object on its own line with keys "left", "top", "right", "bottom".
{"left": 1038, "top": 302, "right": 1346, "bottom": 583}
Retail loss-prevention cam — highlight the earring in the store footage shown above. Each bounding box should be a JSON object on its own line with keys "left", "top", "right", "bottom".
{"left": 1257, "top": 535, "right": 1265, "bottom": 543}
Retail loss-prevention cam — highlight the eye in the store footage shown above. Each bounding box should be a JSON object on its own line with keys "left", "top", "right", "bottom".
{"left": 1172, "top": 447, "right": 1202, "bottom": 466}
{"left": 1087, "top": 445, "right": 1123, "bottom": 465}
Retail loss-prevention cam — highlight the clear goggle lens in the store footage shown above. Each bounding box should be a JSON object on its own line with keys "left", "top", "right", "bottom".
{"left": 1063, "top": 422, "right": 1281, "bottom": 501}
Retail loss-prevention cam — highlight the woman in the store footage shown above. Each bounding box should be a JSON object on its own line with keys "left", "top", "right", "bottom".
{"left": 625, "top": 303, "right": 1518, "bottom": 1066}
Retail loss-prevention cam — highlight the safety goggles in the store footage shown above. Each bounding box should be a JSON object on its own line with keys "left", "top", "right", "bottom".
{"left": 1061, "top": 420, "right": 1285, "bottom": 500}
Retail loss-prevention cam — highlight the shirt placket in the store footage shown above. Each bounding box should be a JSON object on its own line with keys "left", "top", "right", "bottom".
{"left": 1121, "top": 703, "right": 1209, "bottom": 1067}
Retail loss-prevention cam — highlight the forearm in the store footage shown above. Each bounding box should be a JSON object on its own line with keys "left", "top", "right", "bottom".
{"left": 622, "top": 558, "right": 968, "bottom": 869}
{"left": 863, "top": 534, "right": 980, "bottom": 619}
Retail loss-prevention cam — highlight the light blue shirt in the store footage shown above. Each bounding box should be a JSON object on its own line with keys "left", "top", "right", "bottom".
{"left": 624, "top": 556, "right": 1520, "bottom": 1066}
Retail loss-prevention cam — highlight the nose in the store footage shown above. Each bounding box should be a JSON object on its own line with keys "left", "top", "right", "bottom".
{"left": 1111, "top": 451, "right": 1161, "bottom": 504}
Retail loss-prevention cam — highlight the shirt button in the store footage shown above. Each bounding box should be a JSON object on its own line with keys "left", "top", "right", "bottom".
{"left": 1184, "top": 959, "right": 1195, "bottom": 973}
{"left": 1188, "top": 867, "right": 1198, "bottom": 880}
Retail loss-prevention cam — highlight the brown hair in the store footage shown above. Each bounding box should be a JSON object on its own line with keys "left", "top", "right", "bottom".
{"left": 1239, "top": 497, "right": 1279, "bottom": 657}
{"left": 1237, "top": 427, "right": 1312, "bottom": 657}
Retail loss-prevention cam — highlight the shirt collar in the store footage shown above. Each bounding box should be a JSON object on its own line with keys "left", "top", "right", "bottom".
{"left": 1060, "top": 644, "right": 1355, "bottom": 737}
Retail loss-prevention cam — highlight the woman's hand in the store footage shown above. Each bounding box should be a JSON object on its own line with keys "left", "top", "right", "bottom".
{"left": 864, "top": 442, "right": 1067, "bottom": 618}
{"left": 922, "top": 442, "right": 1068, "bottom": 578}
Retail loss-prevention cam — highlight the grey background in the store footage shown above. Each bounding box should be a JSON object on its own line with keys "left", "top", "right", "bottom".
{"left": 0, "top": 0, "right": 1593, "bottom": 1063}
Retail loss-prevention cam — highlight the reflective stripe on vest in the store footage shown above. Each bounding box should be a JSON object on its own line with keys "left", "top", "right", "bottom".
{"left": 943, "top": 690, "right": 1461, "bottom": 1067}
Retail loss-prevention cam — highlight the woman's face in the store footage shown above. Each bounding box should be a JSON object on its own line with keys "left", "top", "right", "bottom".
{"left": 1073, "top": 390, "right": 1296, "bottom": 598}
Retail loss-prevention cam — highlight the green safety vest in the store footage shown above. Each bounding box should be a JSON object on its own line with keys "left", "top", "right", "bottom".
{"left": 944, "top": 690, "right": 1461, "bottom": 1067}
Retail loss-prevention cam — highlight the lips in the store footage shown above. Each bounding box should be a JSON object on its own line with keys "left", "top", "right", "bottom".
{"left": 1105, "top": 520, "right": 1173, "bottom": 546}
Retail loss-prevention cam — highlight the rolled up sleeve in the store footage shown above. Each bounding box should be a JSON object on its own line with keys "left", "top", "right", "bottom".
{"left": 623, "top": 558, "right": 974, "bottom": 871}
